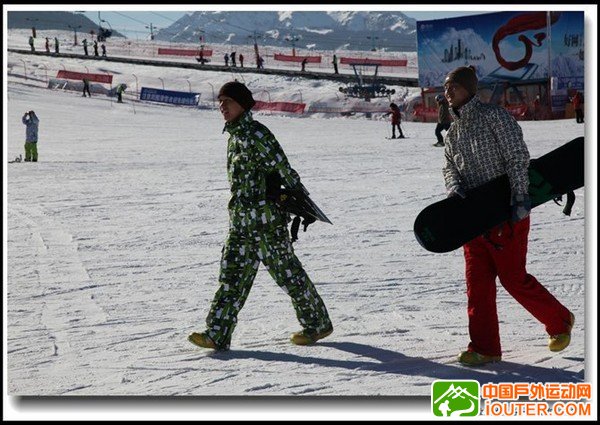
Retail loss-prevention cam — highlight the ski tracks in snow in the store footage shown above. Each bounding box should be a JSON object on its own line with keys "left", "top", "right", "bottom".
{"left": 8, "top": 203, "right": 113, "bottom": 394}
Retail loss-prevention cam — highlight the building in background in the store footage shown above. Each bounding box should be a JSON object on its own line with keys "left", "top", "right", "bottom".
{"left": 414, "top": 11, "right": 584, "bottom": 122}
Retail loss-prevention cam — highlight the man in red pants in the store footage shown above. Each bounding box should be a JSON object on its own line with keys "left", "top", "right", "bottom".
{"left": 441, "top": 66, "right": 574, "bottom": 366}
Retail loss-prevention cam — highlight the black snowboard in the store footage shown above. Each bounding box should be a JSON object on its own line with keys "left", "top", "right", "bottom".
{"left": 414, "top": 137, "right": 584, "bottom": 253}
{"left": 266, "top": 172, "right": 332, "bottom": 225}
{"left": 278, "top": 186, "right": 332, "bottom": 225}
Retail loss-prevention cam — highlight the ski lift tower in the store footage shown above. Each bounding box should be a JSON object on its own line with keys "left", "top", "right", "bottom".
{"left": 339, "top": 62, "right": 395, "bottom": 101}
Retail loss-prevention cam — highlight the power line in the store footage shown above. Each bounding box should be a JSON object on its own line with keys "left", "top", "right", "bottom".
{"left": 150, "top": 12, "right": 181, "bottom": 23}
{"left": 112, "top": 11, "right": 149, "bottom": 27}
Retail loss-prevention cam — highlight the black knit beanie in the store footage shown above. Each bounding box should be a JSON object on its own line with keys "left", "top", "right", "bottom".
{"left": 445, "top": 66, "right": 478, "bottom": 96}
{"left": 218, "top": 81, "right": 256, "bottom": 111}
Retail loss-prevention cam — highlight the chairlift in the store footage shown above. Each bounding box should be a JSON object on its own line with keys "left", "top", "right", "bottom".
{"left": 338, "top": 63, "right": 395, "bottom": 101}
{"left": 97, "top": 12, "right": 113, "bottom": 42}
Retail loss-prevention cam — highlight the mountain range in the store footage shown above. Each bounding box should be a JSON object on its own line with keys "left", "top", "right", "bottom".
{"left": 155, "top": 11, "right": 417, "bottom": 52}
{"left": 7, "top": 11, "right": 124, "bottom": 38}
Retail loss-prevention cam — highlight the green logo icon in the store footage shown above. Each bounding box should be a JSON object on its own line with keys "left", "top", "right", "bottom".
{"left": 432, "top": 380, "right": 480, "bottom": 417}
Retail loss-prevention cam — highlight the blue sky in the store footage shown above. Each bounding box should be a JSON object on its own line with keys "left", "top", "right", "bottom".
{"left": 81, "top": 11, "right": 482, "bottom": 40}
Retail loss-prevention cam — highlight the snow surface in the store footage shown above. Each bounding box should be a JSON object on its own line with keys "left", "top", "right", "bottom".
{"left": 3, "top": 28, "right": 597, "bottom": 420}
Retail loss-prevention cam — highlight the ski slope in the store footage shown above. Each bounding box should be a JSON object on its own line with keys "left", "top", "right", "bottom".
{"left": 4, "top": 29, "right": 596, "bottom": 420}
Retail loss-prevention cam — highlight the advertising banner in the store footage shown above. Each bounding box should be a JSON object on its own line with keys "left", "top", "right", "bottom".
{"left": 140, "top": 87, "right": 200, "bottom": 106}
{"left": 340, "top": 57, "right": 408, "bottom": 67}
{"left": 158, "top": 48, "right": 213, "bottom": 57}
{"left": 253, "top": 101, "right": 306, "bottom": 114}
{"left": 273, "top": 54, "right": 321, "bottom": 63}
{"left": 416, "top": 11, "right": 584, "bottom": 90}
{"left": 56, "top": 70, "right": 113, "bottom": 84}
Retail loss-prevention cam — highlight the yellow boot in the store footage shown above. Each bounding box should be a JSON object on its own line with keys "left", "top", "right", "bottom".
{"left": 549, "top": 312, "right": 575, "bottom": 352}
{"left": 290, "top": 325, "right": 333, "bottom": 346}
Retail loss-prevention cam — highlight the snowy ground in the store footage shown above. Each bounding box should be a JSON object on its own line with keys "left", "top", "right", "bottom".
{"left": 3, "top": 36, "right": 597, "bottom": 419}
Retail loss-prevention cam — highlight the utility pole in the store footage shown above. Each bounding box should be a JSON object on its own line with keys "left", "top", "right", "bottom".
{"left": 248, "top": 31, "right": 262, "bottom": 68}
{"left": 285, "top": 30, "right": 300, "bottom": 56}
{"left": 68, "top": 24, "right": 82, "bottom": 46}
{"left": 146, "top": 23, "right": 156, "bottom": 40}
{"left": 26, "top": 18, "right": 39, "bottom": 38}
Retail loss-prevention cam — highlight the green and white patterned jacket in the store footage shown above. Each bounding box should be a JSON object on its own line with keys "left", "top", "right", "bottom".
{"left": 224, "top": 111, "right": 301, "bottom": 232}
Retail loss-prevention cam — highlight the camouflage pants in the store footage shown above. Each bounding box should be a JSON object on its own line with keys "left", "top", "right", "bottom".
{"left": 205, "top": 223, "right": 331, "bottom": 349}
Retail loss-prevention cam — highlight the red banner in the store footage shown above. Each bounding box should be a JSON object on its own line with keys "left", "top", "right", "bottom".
{"left": 273, "top": 54, "right": 321, "bottom": 63}
{"left": 158, "top": 48, "right": 214, "bottom": 57}
{"left": 56, "top": 70, "right": 113, "bottom": 84}
{"left": 253, "top": 101, "right": 306, "bottom": 114}
{"left": 340, "top": 57, "right": 408, "bottom": 67}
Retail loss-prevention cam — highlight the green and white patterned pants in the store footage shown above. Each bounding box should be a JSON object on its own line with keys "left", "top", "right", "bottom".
{"left": 205, "top": 222, "right": 331, "bottom": 349}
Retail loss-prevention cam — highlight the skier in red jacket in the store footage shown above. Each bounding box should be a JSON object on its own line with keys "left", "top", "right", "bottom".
{"left": 389, "top": 103, "right": 404, "bottom": 139}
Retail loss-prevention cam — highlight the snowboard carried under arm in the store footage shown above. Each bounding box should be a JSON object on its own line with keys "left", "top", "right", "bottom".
{"left": 414, "top": 136, "right": 584, "bottom": 253}
{"left": 266, "top": 172, "right": 332, "bottom": 242}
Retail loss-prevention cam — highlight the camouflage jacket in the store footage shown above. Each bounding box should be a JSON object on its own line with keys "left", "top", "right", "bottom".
{"left": 443, "top": 96, "right": 530, "bottom": 196}
{"left": 224, "top": 111, "right": 301, "bottom": 231}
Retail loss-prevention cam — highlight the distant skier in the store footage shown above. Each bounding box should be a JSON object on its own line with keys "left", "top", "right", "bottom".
{"left": 93, "top": 40, "right": 99, "bottom": 56}
{"left": 22, "top": 110, "right": 40, "bottom": 162}
{"left": 433, "top": 94, "right": 451, "bottom": 147}
{"left": 389, "top": 103, "right": 404, "bottom": 139}
{"left": 116, "top": 83, "right": 126, "bottom": 103}
{"left": 82, "top": 39, "right": 89, "bottom": 56}
{"left": 82, "top": 78, "right": 91, "bottom": 97}
{"left": 224, "top": 53, "right": 229, "bottom": 66}
{"left": 28, "top": 35, "right": 35, "bottom": 52}
{"left": 188, "top": 81, "right": 333, "bottom": 351}
{"left": 54, "top": 37, "right": 59, "bottom": 54}
{"left": 231, "top": 51, "right": 237, "bottom": 67}
{"left": 301, "top": 57, "right": 308, "bottom": 72}
{"left": 532, "top": 94, "right": 542, "bottom": 120}
{"left": 332, "top": 54, "right": 339, "bottom": 74}
{"left": 571, "top": 91, "right": 583, "bottom": 123}
{"left": 239, "top": 53, "right": 244, "bottom": 67}
{"left": 45, "top": 37, "right": 50, "bottom": 53}
{"left": 101, "top": 43, "right": 106, "bottom": 57}
{"left": 441, "top": 65, "right": 574, "bottom": 366}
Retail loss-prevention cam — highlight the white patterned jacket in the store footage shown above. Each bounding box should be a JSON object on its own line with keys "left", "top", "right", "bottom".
{"left": 442, "top": 96, "right": 530, "bottom": 197}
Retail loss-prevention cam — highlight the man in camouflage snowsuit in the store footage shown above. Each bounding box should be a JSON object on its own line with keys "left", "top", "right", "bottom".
{"left": 442, "top": 66, "right": 573, "bottom": 366}
{"left": 189, "top": 81, "right": 333, "bottom": 350}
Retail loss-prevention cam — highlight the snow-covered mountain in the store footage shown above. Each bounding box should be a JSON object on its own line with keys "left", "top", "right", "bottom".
{"left": 155, "top": 11, "right": 417, "bottom": 52}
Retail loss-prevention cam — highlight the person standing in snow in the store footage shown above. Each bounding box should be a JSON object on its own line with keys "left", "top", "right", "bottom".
{"left": 224, "top": 53, "right": 229, "bottom": 66}
{"left": 28, "top": 35, "right": 35, "bottom": 52}
{"left": 188, "top": 81, "right": 333, "bottom": 350}
{"left": 389, "top": 103, "right": 404, "bottom": 139}
{"left": 571, "top": 91, "right": 583, "bottom": 124}
{"left": 82, "top": 78, "right": 92, "bottom": 97}
{"left": 54, "top": 37, "right": 59, "bottom": 54}
{"left": 22, "top": 110, "right": 40, "bottom": 162}
{"left": 441, "top": 66, "right": 574, "bottom": 366}
{"left": 116, "top": 83, "right": 126, "bottom": 103}
{"left": 433, "top": 94, "right": 451, "bottom": 147}
{"left": 239, "top": 53, "right": 244, "bottom": 68}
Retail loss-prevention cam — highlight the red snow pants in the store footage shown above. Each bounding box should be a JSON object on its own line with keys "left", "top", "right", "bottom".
{"left": 463, "top": 216, "right": 572, "bottom": 356}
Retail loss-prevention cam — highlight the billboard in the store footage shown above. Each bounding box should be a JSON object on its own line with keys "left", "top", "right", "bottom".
{"left": 416, "top": 11, "right": 584, "bottom": 90}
